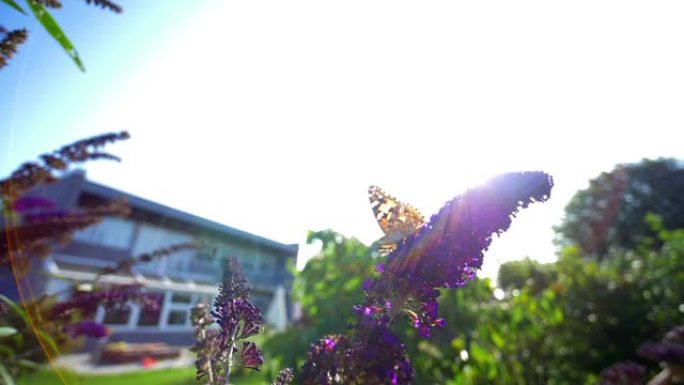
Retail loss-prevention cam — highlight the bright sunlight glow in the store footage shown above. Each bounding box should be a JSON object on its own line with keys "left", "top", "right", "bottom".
{"left": 2, "top": 0, "right": 683, "bottom": 277}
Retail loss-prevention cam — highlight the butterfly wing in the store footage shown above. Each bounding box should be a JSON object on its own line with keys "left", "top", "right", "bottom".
{"left": 368, "top": 185, "right": 425, "bottom": 255}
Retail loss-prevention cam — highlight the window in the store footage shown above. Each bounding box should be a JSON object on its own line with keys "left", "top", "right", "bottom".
{"left": 73, "top": 217, "right": 134, "bottom": 249}
{"left": 163, "top": 291, "right": 195, "bottom": 328}
{"left": 237, "top": 255, "right": 256, "bottom": 272}
{"left": 102, "top": 306, "right": 131, "bottom": 325}
{"left": 171, "top": 293, "right": 192, "bottom": 304}
{"left": 137, "top": 292, "right": 163, "bottom": 327}
{"left": 133, "top": 224, "right": 195, "bottom": 276}
{"left": 260, "top": 256, "right": 276, "bottom": 274}
{"left": 138, "top": 307, "right": 161, "bottom": 326}
{"left": 196, "top": 294, "right": 213, "bottom": 306}
{"left": 167, "top": 310, "right": 188, "bottom": 326}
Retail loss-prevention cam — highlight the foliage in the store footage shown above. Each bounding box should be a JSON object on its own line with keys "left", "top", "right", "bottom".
{"left": 555, "top": 216, "right": 683, "bottom": 382}
{"left": 0, "top": 294, "right": 59, "bottom": 385}
{"left": 469, "top": 215, "right": 683, "bottom": 385}
{"left": 0, "top": 0, "right": 122, "bottom": 71}
{"left": 16, "top": 367, "right": 265, "bottom": 385}
{"left": 555, "top": 158, "right": 684, "bottom": 258}
{"left": 262, "top": 230, "right": 376, "bottom": 378}
{"left": 497, "top": 257, "right": 557, "bottom": 295}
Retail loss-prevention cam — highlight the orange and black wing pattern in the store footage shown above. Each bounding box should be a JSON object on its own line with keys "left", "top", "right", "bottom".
{"left": 368, "top": 185, "right": 425, "bottom": 256}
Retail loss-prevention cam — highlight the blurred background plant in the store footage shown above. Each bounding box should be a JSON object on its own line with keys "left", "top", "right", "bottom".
{"left": 0, "top": 133, "right": 198, "bottom": 385}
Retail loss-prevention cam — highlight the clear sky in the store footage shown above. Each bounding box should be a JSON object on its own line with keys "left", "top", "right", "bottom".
{"left": 2, "top": 1, "right": 683, "bottom": 278}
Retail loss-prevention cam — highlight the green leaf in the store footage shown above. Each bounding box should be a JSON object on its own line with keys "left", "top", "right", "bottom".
{"left": 0, "top": 361, "right": 15, "bottom": 385}
{"left": 11, "top": 331, "right": 24, "bottom": 349}
{"left": 0, "top": 296, "right": 28, "bottom": 326}
{"left": 15, "top": 359, "right": 40, "bottom": 370}
{"left": 490, "top": 329, "right": 505, "bottom": 349}
{"left": 0, "top": 327, "right": 17, "bottom": 338}
{"left": 33, "top": 329, "right": 59, "bottom": 356}
{"left": 0, "top": 345, "right": 16, "bottom": 360}
{"left": 26, "top": 0, "right": 85, "bottom": 71}
{"left": 1, "top": 0, "right": 26, "bottom": 14}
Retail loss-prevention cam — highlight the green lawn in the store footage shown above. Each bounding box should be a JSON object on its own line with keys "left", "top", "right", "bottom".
{"left": 17, "top": 367, "right": 266, "bottom": 385}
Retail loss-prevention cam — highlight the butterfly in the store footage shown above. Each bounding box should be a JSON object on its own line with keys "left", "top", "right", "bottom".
{"left": 368, "top": 185, "right": 425, "bottom": 256}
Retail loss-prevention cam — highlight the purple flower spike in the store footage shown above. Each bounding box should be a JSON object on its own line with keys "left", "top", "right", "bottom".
{"left": 193, "top": 256, "right": 264, "bottom": 382}
{"left": 300, "top": 324, "right": 412, "bottom": 385}
{"left": 361, "top": 172, "right": 553, "bottom": 339}
{"left": 424, "top": 301, "right": 438, "bottom": 318}
{"left": 417, "top": 323, "right": 432, "bottom": 338}
{"left": 212, "top": 257, "right": 263, "bottom": 343}
{"left": 52, "top": 285, "right": 151, "bottom": 319}
{"left": 362, "top": 278, "right": 373, "bottom": 291}
{"left": 638, "top": 324, "right": 684, "bottom": 366}
{"left": 12, "top": 196, "right": 55, "bottom": 212}
{"left": 272, "top": 368, "right": 295, "bottom": 385}
{"left": 385, "top": 172, "right": 553, "bottom": 294}
{"left": 63, "top": 321, "right": 110, "bottom": 338}
{"left": 322, "top": 337, "right": 337, "bottom": 352}
{"left": 599, "top": 361, "right": 646, "bottom": 385}
{"left": 638, "top": 341, "right": 684, "bottom": 366}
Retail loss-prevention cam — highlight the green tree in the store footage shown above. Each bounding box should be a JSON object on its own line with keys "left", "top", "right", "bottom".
{"left": 446, "top": 215, "right": 683, "bottom": 385}
{"left": 548, "top": 219, "right": 684, "bottom": 384}
{"left": 555, "top": 158, "right": 684, "bottom": 258}
{"left": 262, "top": 230, "right": 376, "bottom": 378}
{"left": 498, "top": 257, "right": 557, "bottom": 296}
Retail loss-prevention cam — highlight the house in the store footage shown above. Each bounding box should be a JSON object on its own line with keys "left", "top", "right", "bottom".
{"left": 2, "top": 171, "right": 298, "bottom": 346}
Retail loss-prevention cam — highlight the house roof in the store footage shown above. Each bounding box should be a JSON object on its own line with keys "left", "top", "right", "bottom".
{"left": 78, "top": 176, "right": 298, "bottom": 257}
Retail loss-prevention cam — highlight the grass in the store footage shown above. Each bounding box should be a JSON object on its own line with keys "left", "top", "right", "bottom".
{"left": 17, "top": 367, "right": 266, "bottom": 385}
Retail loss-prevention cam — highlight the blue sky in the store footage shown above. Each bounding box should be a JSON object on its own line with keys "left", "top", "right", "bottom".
{"left": 2, "top": 1, "right": 683, "bottom": 276}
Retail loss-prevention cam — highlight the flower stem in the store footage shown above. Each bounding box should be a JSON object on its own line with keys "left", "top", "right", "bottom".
{"left": 224, "top": 328, "right": 240, "bottom": 384}
{"left": 199, "top": 327, "right": 215, "bottom": 385}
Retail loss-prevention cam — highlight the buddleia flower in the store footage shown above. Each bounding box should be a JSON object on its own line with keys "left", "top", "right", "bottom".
{"left": 362, "top": 172, "right": 553, "bottom": 338}
{"left": 193, "top": 256, "right": 265, "bottom": 385}
{"left": 599, "top": 361, "right": 646, "bottom": 385}
{"left": 272, "top": 368, "right": 294, "bottom": 385}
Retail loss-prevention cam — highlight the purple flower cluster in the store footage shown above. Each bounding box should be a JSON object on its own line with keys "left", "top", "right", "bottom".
{"left": 241, "top": 341, "right": 264, "bottom": 369}
{"left": 361, "top": 172, "right": 553, "bottom": 338}
{"left": 599, "top": 361, "right": 647, "bottom": 385}
{"left": 211, "top": 257, "right": 263, "bottom": 365}
{"left": 11, "top": 196, "right": 55, "bottom": 212}
{"left": 638, "top": 324, "right": 684, "bottom": 366}
{"left": 62, "top": 320, "right": 110, "bottom": 339}
{"left": 52, "top": 285, "right": 160, "bottom": 319}
{"left": 272, "top": 368, "right": 295, "bottom": 385}
{"left": 192, "top": 256, "right": 264, "bottom": 385}
{"left": 300, "top": 319, "right": 411, "bottom": 385}
{"left": 213, "top": 296, "right": 262, "bottom": 344}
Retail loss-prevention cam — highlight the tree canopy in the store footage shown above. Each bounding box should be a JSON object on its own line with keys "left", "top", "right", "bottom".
{"left": 555, "top": 158, "right": 684, "bottom": 258}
